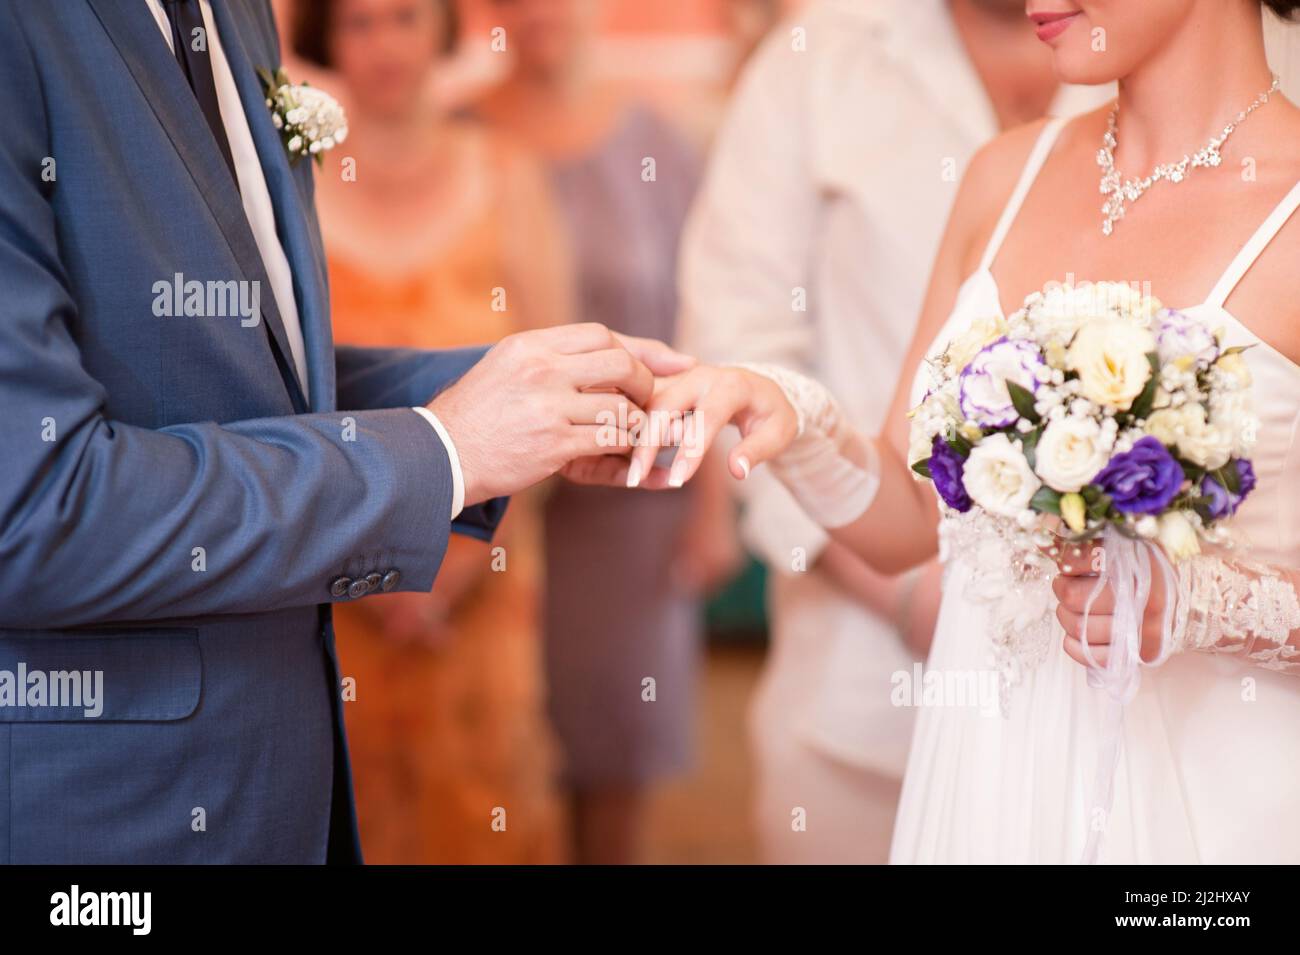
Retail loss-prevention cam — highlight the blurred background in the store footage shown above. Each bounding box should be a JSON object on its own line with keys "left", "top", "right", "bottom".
{"left": 271, "top": 0, "right": 1150, "bottom": 867}
{"left": 269, "top": 0, "right": 1300, "bottom": 866}
{"left": 275, "top": 0, "right": 803, "bottom": 865}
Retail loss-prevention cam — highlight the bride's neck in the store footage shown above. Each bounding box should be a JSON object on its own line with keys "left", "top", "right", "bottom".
{"left": 1114, "top": 2, "right": 1274, "bottom": 169}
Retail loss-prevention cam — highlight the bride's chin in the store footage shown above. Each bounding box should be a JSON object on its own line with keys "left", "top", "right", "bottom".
{"left": 1049, "top": 49, "right": 1130, "bottom": 87}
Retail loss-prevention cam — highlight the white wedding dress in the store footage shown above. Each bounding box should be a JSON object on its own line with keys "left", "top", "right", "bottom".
{"left": 883, "top": 118, "right": 1300, "bottom": 863}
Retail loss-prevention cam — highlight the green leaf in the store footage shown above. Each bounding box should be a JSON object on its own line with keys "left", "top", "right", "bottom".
{"left": 1030, "top": 486, "right": 1062, "bottom": 515}
{"left": 945, "top": 434, "right": 973, "bottom": 459}
{"left": 911, "top": 458, "right": 932, "bottom": 480}
{"left": 256, "top": 66, "right": 277, "bottom": 95}
{"left": 1213, "top": 462, "right": 1240, "bottom": 496}
{"left": 1180, "top": 460, "right": 1206, "bottom": 483}
{"left": 1021, "top": 426, "right": 1043, "bottom": 471}
{"left": 1006, "top": 381, "right": 1040, "bottom": 424}
{"left": 1127, "top": 352, "right": 1160, "bottom": 421}
{"left": 1086, "top": 492, "right": 1112, "bottom": 520}
{"left": 1219, "top": 344, "right": 1256, "bottom": 357}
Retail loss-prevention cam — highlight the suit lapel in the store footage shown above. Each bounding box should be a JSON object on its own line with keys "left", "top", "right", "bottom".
{"left": 85, "top": 0, "right": 309, "bottom": 413}
{"left": 209, "top": 0, "right": 336, "bottom": 413}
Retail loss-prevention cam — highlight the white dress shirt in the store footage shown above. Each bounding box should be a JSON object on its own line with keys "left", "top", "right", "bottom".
{"left": 679, "top": 0, "right": 1110, "bottom": 776}
{"left": 144, "top": 0, "right": 464, "bottom": 518}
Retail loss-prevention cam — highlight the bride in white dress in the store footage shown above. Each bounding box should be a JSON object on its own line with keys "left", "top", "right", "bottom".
{"left": 610, "top": 0, "right": 1300, "bottom": 863}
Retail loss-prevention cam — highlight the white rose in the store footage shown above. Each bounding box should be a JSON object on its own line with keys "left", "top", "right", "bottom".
{"left": 945, "top": 314, "right": 1006, "bottom": 371}
{"left": 1180, "top": 405, "right": 1227, "bottom": 467}
{"left": 1144, "top": 405, "right": 1195, "bottom": 447}
{"left": 1066, "top": 320, "right": 1155, "bottom": 410}
{"left": 1030, "top": 285, "right": 1089, "bottom": 344}
{"left": 1209, "top": 389, "right": 1258, "bottom": 457}
{"left": 1157, "top": 512, "right": 1201, "bottom": 561}
{"left": 1031, "top": 282, "right": 1156, "bottom": 346}
{"left": 1214, "top": 351, "right": 1252, "bottom": 388}
{"left": 1154, "top": 402, "right": 1232, "bottom": 467}
{"left": 1034, "top": 416, "right": 1113, "bottom": 492}
{"left": 963, "top": 433, "right": 1042, "bottom": 519}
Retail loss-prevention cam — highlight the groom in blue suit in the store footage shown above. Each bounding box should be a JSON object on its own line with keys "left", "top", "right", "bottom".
{"left": 0, "top": 0, "right": 683, "bottom": 863}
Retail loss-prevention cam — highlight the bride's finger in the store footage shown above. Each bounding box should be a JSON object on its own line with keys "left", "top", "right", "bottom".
{"left": 1052, "top": 574, "right": 1115, "bottom": 614}
{"left": 729, "top": 407, "right": 798, "bottom": 480}
{"left": 665, "top": 389, "right": 744, "bottom": 487}
{"left": 1062, "top": 635, "right": 1110, "bottom": 668}
{"left": 1056, "top": 605, "right": 1114, "bottom": 647}
{"left": 626, "top": 369, "right": 728, "bottom": 487}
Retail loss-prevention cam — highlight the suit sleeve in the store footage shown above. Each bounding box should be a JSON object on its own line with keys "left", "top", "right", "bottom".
{"left": 335, "top": 344, "right": 509, "bottom": 541}
{"left": 0, "top": 8, "right": 455, "bottom": 628}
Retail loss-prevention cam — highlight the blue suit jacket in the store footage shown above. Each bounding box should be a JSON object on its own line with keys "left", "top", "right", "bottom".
{"left": 0, "top": 0, "right": 505, "bottom": 863}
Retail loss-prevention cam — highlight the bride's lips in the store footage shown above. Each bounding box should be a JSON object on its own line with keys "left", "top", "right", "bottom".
{"left": 1029, "top": 10, "right": 1081, "bottom": 42}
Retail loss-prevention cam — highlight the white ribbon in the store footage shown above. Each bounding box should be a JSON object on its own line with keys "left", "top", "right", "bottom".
{"left": 1076, "top": 525, "right": 1179, "bottom": 865}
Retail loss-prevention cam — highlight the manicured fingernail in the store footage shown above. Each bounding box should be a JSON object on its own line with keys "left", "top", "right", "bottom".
{"left": 626, "top": 459, "right": 642, "bottom": 489}
{"left": 736, "top": 456, "right": 751, "bottom": 480}
{"left": 668, "top": 459, "right": 688, "bottom": 488}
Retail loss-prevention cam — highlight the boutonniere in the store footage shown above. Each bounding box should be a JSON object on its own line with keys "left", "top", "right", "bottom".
{"left": 257, "top": 67, "right": 348, "bottom": 166}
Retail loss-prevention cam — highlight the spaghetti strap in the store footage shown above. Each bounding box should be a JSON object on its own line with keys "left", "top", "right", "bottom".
{"left": 978, "top": 117, "right": 1067, "bottom": 272}
{"left": 1204, "top": 179, "right": 1300, "bottom": 308}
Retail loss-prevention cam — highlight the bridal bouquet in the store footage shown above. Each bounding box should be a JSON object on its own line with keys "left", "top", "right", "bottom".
{"left": 909, "top": 281, "right": 1267, "bottom": 864}
{"left": 908, "top": 281, "right": 1258, "bottom": 561}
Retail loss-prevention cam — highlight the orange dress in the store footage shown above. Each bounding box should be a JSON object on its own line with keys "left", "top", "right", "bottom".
{"left": 326, "top": 185, "right": 562, "bottom": 864}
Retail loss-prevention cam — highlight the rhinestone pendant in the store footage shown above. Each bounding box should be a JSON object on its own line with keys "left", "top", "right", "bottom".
{"left": 1096, "top": 75, "right": 1279, "bottom": 235}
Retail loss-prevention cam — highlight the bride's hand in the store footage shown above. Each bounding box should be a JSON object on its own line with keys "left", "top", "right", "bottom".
{"left": 1052, "top": 540, "right": 1169, "bottom": 666}
{"left": 622, "top": 365, "right": 800, "bottom": 489}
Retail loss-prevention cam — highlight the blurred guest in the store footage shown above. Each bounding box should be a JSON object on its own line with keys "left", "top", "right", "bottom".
{"left": 474, "top": 0, "right": 726, "bottom": 864}
{"left": 723, "top": 0, "right": 786, "bottom": 88}
{"left": 678, "top": 0, "right": 1110, "bottom": 863}
{"left": 293, "top": 0, "right": 571, "bottom": 864}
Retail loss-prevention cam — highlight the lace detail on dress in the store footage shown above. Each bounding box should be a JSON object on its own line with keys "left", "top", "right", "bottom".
{"left": 1175, "top": 553, "right": 1300, "bottom": 671}
{"left": 939, "top": 510, "right": 1059, "bottom": 713}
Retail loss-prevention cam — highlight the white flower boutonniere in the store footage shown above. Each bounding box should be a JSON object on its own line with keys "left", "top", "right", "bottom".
{"left": 257, "top": 67, "right": 347, "bottom": 166}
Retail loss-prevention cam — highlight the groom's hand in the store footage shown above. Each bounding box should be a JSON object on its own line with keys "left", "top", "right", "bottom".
{"left": 428, "top": 323, "right": 693, "bottom": 506}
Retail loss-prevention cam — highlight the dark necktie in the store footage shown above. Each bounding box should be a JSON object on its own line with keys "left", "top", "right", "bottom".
{"left": 162, "top": 0, "right": 240, "bottom": 187}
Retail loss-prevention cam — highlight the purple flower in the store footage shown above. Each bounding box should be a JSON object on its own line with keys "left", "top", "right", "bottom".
{"left": 1237, "top": 459, "right": 1257, "bottom": 500}
{"left": 929, "top": 434, "right": 972, "bottom": 513}
{"left": 1200, "top": 475, "right": 1233, "bottom": 520}
{"left": 1093, "top": 436, "right": 1183, "bottom": 514}
{"left": 1155, "top": 308, "right": 1218, "bottom": 367}
{"left": 1201, "top": 459, "right": 1256, "bottom": 519}
{"left": 958, "top": 337, "right": 1046, "bottom": 428}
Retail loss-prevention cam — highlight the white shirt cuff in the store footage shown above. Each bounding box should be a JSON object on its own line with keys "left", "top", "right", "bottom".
{"left": 412, "top": 406, "right": 465, "bottom": 520}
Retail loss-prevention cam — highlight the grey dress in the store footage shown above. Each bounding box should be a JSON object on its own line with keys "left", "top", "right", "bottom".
{"left": 543, "top": 105, "right": 702, "bottom": 785}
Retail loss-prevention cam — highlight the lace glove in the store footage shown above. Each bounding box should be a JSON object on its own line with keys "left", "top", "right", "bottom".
{"left": 1172, "top": 552, "right": 1300, "bottom": 672}
{"left": 731, "top": 363, "right": 881, "bottom": 528}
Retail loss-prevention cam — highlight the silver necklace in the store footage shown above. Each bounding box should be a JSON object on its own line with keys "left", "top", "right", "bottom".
{"left": 1098, "top": 75, "right": 1280, "bottom": 236}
